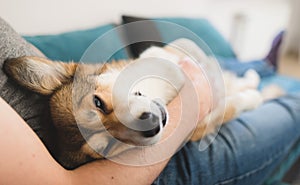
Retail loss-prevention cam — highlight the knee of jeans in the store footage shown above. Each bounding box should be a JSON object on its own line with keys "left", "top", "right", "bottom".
{"left": 275, "top": 94, "right": 300, "bottom": 123}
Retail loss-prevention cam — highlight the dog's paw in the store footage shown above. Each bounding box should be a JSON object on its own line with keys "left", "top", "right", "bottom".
{"left": 127, "top": 47, "right": 186, "bottom": 105}
{"left": 235, "top": 89, "right": 263, "bottom": 111}
{"left": 261, "top": 84, "right": 285, "bottom": 101}
{"left": 244, "top": 69, "right": 260, "bottom": 89}
{"left": 131, "top": 60, "right": 185, "bottom": 105}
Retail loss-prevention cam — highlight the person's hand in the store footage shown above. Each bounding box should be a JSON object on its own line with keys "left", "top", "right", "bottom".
{"left": 162, "top": 58, "right": 213, "bottom": 139}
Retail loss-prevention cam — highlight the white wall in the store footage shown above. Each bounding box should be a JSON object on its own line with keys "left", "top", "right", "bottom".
{"left": 0, "top": 0, "right": 290, "bottom": 60}
{"left": 283, "top": 0, "right": 300, "bottom": 57}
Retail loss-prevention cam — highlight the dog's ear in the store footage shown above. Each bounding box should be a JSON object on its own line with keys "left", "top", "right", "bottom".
{"left": 4, "top": 56, "right": 78, "bottom": 95}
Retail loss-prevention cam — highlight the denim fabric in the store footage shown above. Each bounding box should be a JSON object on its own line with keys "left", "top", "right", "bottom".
{"left": 153, "top": 94, "right": 300, "bottom": 185}
{"left": 259, "top": 75, "right": 300, "bottom": 93}
{"left": 216, "top": 57, "right": 276, "bottom": 78}
{"left": 216, "top": 57, "right": 300, "bottom": 93}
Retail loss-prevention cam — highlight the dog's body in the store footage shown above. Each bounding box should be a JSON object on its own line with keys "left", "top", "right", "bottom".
{"left": 3, "top": 39, "right": 283, "bottom": 169}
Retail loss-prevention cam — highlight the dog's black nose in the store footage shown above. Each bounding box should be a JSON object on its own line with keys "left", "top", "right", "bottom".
{"left": 139, "top": 112, "right": 161, "bottom": 137}
{"left": 139, "top": 112, "right": 152, "bottom": 120}
{"left": 141, "top": 125, "right": 160, "bottom": 138}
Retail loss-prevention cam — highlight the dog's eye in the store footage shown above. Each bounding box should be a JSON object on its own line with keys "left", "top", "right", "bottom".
{"left": 134, "top": 91, "right": 142, "bottom": 96}
{"left": 93, "top": 96, "right": 107, "bottom": 114}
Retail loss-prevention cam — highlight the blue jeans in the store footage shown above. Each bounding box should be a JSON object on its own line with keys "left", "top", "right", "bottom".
{"left": 216, "top": 57, "right": 276, "bottom": 78}
{"left": 154, "top": 94, "right": 300, "bottom": 185}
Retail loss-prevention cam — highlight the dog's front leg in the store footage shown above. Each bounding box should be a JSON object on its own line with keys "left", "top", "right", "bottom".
{"left": 132, "top": 47, "right": 185, "bottom": 104}
{"left": 81, "top": 133, "right": 135, "bottom": 159}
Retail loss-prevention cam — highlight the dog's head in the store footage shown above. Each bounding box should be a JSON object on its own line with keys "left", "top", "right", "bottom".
{"left": 4, "top": 56, "right": 169, "bottom": 154}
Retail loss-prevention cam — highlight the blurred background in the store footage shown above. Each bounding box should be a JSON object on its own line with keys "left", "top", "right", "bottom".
{"left": 0, "top": 0, "right": 297, "bottom": 58}
{"left": 1, "top": 0, "right": 299, "bottom": 78}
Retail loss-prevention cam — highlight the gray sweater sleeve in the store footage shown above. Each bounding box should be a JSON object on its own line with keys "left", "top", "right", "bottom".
{"left": 0, "top": 17, "right": 57, "bottom": 153}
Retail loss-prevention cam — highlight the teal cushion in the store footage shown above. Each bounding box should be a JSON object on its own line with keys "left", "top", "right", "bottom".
{"left": 155, "top": 17, "right": 236, "bottom": 58}
{"left": 24, "top": 24, "right": 129, "bottom": 62}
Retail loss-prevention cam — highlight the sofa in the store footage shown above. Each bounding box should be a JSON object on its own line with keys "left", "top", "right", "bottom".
{"left": 23, "top": 16, "right": 300, "bottom": 184}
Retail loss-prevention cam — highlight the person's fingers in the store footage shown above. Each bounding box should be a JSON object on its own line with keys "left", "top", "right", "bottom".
{"left": 179, "top": 59, "right": 213, "bottom": 120}
{"left": 162, "top": 58, "right": 213, "bottom": 141}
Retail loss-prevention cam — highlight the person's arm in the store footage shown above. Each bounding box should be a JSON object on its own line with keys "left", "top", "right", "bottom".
{"left": 0, "top": 94, "right": 179, "bottom": 185}
{"left": 0, "top": 60, "right": 211, "bottom": 185}
{"left": 1, "top": 95, "right": 167, "bottom": 185}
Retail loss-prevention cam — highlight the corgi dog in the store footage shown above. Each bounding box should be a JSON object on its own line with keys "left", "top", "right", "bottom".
{"left": 3, "top": 39, "right": 283, "bottom": 169}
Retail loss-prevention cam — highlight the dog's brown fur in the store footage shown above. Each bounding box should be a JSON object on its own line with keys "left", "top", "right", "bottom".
{"left": 4, "top": 53, "right": 184, "bottom": 169}
{"left": 4, "top": 57, "right": 136, "bottom": 168}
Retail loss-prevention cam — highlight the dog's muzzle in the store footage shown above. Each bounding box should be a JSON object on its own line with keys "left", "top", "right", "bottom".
{"left": 138, "top": 101, "right": 167, "bottom": 138}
